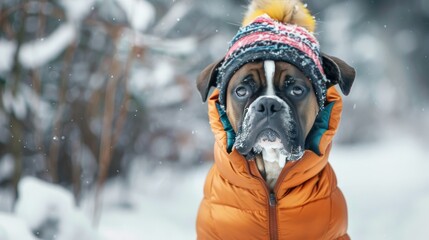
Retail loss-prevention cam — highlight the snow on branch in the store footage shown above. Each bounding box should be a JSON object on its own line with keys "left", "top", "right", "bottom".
{"left": 2, "top": 89, "right": 26, "bottom": 120}
{"left": 152, "top": 0, "right": 193, "bottom": 37}
{"left": 59, "top": 0, "right": 96, "bottom": 22}
{"left": 0, "top": 40, "right": 16, "bottom": 73}
{"left": 115, "top": 0, "right": 155, "bottom": 31}
{"left": 19, "top": 23, "right": 76, "bottom": 69}
{"left": 132, "top": 31, "right": 197, "bottom": 56}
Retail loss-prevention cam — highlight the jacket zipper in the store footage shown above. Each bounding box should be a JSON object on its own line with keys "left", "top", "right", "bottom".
{"left": 247, "top": 159, "right": 299, "bottom": 240}
{"left": 247, "top": 160, "right": 279, "bottom": 240}
{"left": 269, "top": 192, "right": 278, "bottom": 240}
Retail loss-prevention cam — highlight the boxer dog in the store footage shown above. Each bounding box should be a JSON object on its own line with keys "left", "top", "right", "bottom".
{"left": 197, "top": 0, "right": 355, "bottom": 240}
{"left": 197, "top": 48, "right": 355, "bottom": 189}
{"left": 196, "top": 1, "right": 356, "bottom": 238}
{"left": 197, "top": 59, "right": 355, "bottom": 188}
{"left": 197, "top": 1, "right": 356, "bottom": 188}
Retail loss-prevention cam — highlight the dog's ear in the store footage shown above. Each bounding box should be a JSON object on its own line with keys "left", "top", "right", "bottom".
{"left": 322, "top": 53, "right": 356, "bottom": 96}
{"left": 196, "top": 59, "right": 223, "bottom": 102}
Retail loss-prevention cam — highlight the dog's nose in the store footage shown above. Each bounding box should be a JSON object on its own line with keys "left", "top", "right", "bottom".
{"left": 255, "top": 98, "right": 282, "bottom": 115}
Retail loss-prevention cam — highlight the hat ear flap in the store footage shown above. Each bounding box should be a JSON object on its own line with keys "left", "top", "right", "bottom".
{"left": 196, "top": 59, "right": 223, "bottom": 102}
{"left": 322, "top": 53, "right": 356, "bottom": 96}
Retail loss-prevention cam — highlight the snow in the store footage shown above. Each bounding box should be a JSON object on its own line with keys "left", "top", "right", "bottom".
{"left": 263, "top": 147, "right": 287, "bottom": 167}
{"left": 128, "top": 60, "right": 184, "bottom": 106}
{"left": 59, "top": 0, "right": 96, "bottom": 22}
{"left": 115, "top": 0, "right": 155, "bottom": 31}
{"left": 96, "top": 163, "right": 207, "bottom": 240}
{"left": 0, "top": 154, "right": 14, "bottom": 211}
{"left": 254, "top": 137, "right": 286, "bottom": 167}
{"left": 0, "top": 154, "right": 14, "bottom": 183}
{"left": 151, "top": 61, "right": 175, "bottom": 88}
{"left": 19, "top": 23, "right": 76, "bottom": 68}
{"left": 0, "top": 213, "right": 36, "bottom": 240}
{"left": 128, "top": 61, "right": 175, "bottom": 92}
{"left": 15, "top": 177, "right": 73, "bottom": 229}
{"left": 2, "top": 84, "right": 54, "bottom": 128}
{"left": 330, "top": 133, "right": 429, "bottom": 239}
{"left": 151, "top": 0, "right": 191, "bottom": 36}
{"left": 22, "top": 85, "right": 54, "bottom": 131}
{"left": 15, "top": 177, "right": 99, "bottom": 240}
{"left": 254, "top": 136, "right": 304, "bottom": 168}
{"left": 263, "top": 147, "right": 282, "bottom": 163}
{"left": 2, "top": 88, "right": 27, "bottom": 120}
{"left": 133, "top": 33, "right": 197, "bottom": 56}
{"left": 0, "top": 40, "right": 16, "bottom": 73}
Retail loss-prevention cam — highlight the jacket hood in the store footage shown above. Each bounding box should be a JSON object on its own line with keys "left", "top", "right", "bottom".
{"left": 207, "top": 87, "right": 343, "bottom": 196}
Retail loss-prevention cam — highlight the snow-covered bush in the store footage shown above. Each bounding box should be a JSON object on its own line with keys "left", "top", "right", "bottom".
{"left": 0, "top": 0, "right": 238, "bottom": 209}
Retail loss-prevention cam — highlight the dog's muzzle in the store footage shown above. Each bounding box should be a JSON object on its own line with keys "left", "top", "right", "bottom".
{"left": 234, "top": 96, "right": 305, "bottom": 160}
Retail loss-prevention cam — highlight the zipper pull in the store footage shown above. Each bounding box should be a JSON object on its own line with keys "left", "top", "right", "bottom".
{"left": 269, "top": 192, "right": 276, "bottom": 206}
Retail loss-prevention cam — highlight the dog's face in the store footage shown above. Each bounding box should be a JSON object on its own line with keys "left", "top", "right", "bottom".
{"left": 197, "top": 53, "right": 355, "bottom": 159}
{"left": 225, "top": 60, "right": 318, "bottom": 159}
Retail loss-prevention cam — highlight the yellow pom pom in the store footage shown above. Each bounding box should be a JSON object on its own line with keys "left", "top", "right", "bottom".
{"left": 242, "top": 0, "right": 316, "bottom": 33}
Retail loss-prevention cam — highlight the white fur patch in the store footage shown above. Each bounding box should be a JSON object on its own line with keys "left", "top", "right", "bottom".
{"left": 255, "top": 138, "right": 287, "bottom": 168}
{"left": 264, "top": 60, "right": 275, "bottom": 96}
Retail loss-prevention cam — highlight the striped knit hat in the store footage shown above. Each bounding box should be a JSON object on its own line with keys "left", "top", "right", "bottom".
{"left": 217, "top": 14, "right": 328, "bottom": 109}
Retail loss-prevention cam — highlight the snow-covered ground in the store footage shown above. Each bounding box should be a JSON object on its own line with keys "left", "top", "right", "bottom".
{"left": 0, "top": 130, "right": 427, "bottom": 240}
{"left": 331, "top": 134, "right": 429, "bottom": 239}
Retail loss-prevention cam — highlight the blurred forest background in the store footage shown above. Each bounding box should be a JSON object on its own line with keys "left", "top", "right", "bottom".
{"left": 0, "top": 0, "right": 428, "bottom": 239}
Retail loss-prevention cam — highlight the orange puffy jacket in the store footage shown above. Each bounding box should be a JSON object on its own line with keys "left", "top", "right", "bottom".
{"left": 196, "top": 87, "right": 349, "bottom": 240}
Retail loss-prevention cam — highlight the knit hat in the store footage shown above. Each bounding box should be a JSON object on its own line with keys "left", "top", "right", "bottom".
{"left": 217, "top": 14, "right": 328, "bottom": 109}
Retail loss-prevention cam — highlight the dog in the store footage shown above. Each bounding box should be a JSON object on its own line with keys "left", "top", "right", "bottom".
{"left": 196, "top": 0, "right": 356, "bottom": 239}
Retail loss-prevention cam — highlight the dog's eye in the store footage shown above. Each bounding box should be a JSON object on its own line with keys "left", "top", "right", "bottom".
{"left": 235, "top": 86, "right": 249, "bottom": 98}
{"left": 290, "top": 86, "right": 305, "bottom": 96}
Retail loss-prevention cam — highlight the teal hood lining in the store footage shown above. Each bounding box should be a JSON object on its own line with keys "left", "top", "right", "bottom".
{"left": 216, "top": 101, "right": 335, "bottom": 155}
{"left": 305, "top": 102, "right": 335, "bottom": 155}
{"left": 216, "top": 103, "right": 236, "bottom": 153}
